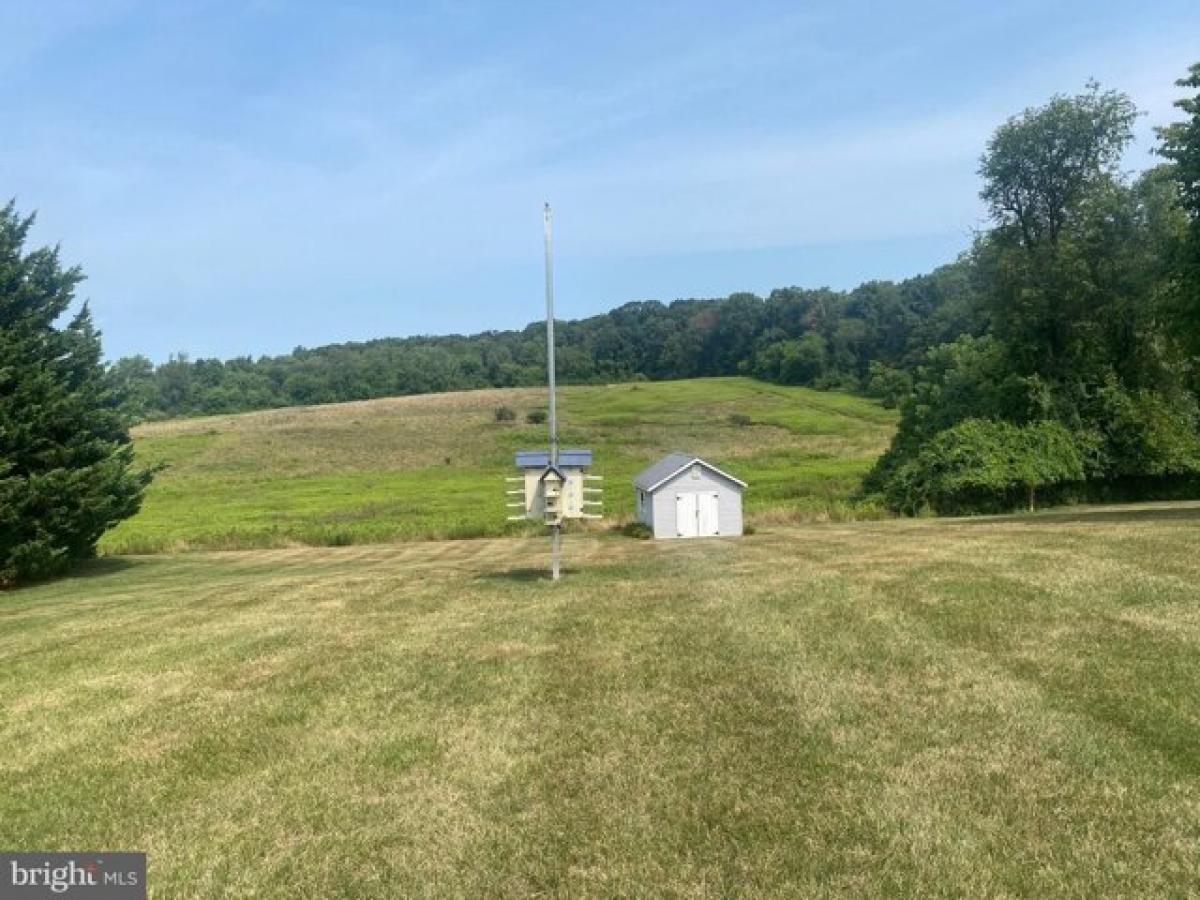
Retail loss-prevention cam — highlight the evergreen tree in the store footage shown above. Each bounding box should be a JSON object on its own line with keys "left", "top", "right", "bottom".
{"left": 0, "top": 201, "right": 153, "bottom": 585}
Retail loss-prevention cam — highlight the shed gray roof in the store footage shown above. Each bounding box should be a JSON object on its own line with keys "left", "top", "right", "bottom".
{"left": 514, "top": 449, "right": 593, "bottom": 468}
{"left": 633, "top": 452, "right": 747, "bottom": 492}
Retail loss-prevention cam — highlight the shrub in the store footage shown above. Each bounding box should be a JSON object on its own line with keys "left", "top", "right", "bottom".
{"left": 493, "top": 406, "right": 516, "bottom": 423}
{"left": 886, "top": 418, "right": 1084, "bottom": 515}
{"left": 619, "top": 521, "right": 652, "bottom": 540}
{"left": 526, "top": 409, "right": 547, "bottom": 425}
{"left": 727, "top": 413, "right": 752, "bottom": 427}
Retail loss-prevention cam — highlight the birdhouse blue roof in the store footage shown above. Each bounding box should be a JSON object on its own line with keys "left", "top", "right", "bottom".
{"left": 514, "top": 449, "right": 593, "bottom": 468}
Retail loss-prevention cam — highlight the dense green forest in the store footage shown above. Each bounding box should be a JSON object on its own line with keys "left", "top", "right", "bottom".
{"left": 108, "top": 67, "right": 1200, "bottom": 515}
{"left": 108, "top": 264, "right": 978, "bottom": 418}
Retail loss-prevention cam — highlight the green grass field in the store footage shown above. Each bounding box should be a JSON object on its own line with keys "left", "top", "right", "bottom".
{"left": 100, "top": 377, "right": 898, "bottom": 554}
{"left": 4, "top": 505, "right": 1200, "bottom": 896}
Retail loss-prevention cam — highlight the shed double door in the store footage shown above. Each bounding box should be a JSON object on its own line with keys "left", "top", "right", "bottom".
{"left": 676, "top": 492, "right": 719, "bottom": 537}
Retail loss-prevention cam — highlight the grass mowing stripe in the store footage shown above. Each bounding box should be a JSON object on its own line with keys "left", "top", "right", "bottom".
{"left": 4, "top": 508, "right": 1200, "bottom": 895}
{"left": 466, "top": 554, "right": 858, "bottom": 897}
{"left": 857, "top": 533, "right": 1200, "bottom": 894}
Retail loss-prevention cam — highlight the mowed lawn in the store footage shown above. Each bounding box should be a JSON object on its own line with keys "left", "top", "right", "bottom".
{"left": 5, "top": 505, "right": 1200, "bottom": 897}
{"left": 100, "top": 377, "right": 896, "bottom": 553}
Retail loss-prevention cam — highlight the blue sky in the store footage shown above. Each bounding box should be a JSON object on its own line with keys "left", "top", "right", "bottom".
{"left": 5, "top": 0, "right": 1198, "bottom": 361}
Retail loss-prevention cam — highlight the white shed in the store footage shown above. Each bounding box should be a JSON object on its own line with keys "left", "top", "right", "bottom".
{"left": 633, "top": 452, "right": 746, "bottom": 539}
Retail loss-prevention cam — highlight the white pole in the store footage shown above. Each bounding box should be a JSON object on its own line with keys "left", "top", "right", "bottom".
{"left": 550, "top": 522, "right": 561, "bottom": 582}
{"left": 543, "top": 202, "right": 558, "bottom": 465}
{"left": 544, "top": 202, "right": 561, "bottom": 582}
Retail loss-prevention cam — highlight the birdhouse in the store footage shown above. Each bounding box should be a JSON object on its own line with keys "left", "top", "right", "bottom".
{"left": 541, "top": 466, "right": 565, "bottom": 524}
{"left": 506, "top": 449, "right": 603, "bottom": 522}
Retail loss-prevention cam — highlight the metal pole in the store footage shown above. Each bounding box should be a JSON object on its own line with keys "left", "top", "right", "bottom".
{"left": 543, "top": 202, "right": 558, "bottom": 465}
{"left": 550, "top": 523, "right": 561, "bottom": 581}
{"left": 544, "top": 202, "right": 561, "bottom": 581}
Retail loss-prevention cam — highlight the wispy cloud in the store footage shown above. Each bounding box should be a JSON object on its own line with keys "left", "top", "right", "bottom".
{"left": 5, "top": 0, "right": 1198, "bottom": 359}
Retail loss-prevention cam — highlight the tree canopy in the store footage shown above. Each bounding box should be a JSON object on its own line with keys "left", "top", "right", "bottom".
{"left": 869, "top": 68, "right": 1200, "bottom": 514}
{"left": 108, "top": 265, "right": 982, "bottom": 419}
{"left": 1157, "top": 62, "right": 1200, "bottom": 356}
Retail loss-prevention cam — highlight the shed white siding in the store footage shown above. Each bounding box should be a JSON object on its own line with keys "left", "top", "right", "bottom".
{"left": 648, "top": 463, "right": 743, "bottom": 539}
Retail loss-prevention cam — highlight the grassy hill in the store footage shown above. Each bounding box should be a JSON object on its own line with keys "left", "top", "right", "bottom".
{"left": 7, "top": 506, "right": 1200, "bottom": 896}
{"left": 101, "top": 377, "right": 898, "bottom": 554}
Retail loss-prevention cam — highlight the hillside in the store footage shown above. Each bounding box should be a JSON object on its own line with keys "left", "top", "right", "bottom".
{"left": 100, "top": 377, "right": 897, "bottom": 554}
{"left": 10, "top": 506, "right": 1200, "bottom": 895}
